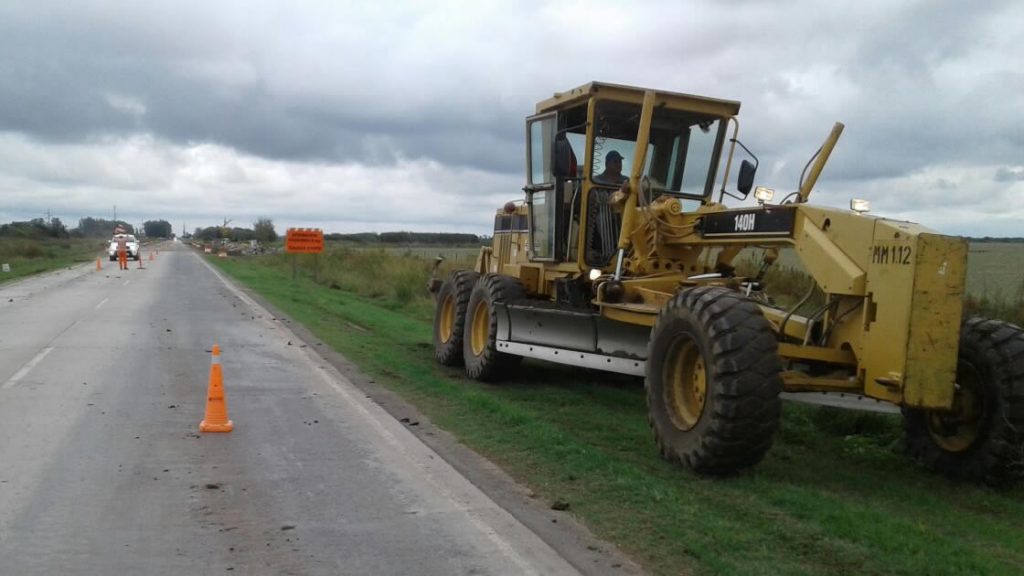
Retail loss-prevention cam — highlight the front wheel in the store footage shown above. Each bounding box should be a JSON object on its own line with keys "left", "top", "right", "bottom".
{"left": 904, "top": 317, "right": 1024, "bottom": 484}
{"left": 463, "top": 274, "right": 525, "bottom": 381}
{"left": 646, "top": 286, "right": 782, "bottom": 474}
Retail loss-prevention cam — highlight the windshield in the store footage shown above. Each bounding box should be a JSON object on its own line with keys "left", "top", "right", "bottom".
{"left": 590, "top": 100, "right": 724, "bottom": 200}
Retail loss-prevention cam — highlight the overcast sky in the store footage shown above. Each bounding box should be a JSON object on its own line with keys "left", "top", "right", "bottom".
{"left": 0, "top": 0, "right": 1021, "bottom": 236}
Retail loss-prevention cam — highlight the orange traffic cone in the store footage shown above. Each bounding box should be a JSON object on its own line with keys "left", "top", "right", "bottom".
{"left": 199, "top": 345, "right": 234, "bottom": 433}
{"left": 95, "top": 257, "right": 102, "bottom": 271}
{"left": 149, "top": 252, "right": 154, "bottom": 261}
{"left": 137, "top": 253, "right": 145, "bottom": 269}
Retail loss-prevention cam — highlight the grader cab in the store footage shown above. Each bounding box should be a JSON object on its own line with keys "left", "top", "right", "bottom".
{"left": 430, "top": 82, "right": 1024, "bottom": 483}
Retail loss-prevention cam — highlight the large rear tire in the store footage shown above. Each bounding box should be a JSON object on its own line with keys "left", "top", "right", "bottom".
{"left": 464, "top": 274, "right": 525, "bottom": 381}
{"left": 432, "top": 270, "right": 479, "bottom": 366}
{"left": 646, "top": 286, "right": 782, "bottom": 474}
{"left": 904, "top": 317, "right": 1024, "bottom": 484}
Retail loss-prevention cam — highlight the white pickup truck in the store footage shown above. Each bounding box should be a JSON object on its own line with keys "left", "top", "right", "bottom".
{"left": 108, "top": 234, "right": 140, "bottom": 261}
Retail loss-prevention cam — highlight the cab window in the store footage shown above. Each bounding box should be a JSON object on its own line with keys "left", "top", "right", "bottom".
{"left": 647, "top": 112, "right": 724, "bottom": 200}
{"left": 527, "top": 115, "right": 556, "bottom": 186}
{"left": 526, "top": 114, "right": 557, "bottom": 260}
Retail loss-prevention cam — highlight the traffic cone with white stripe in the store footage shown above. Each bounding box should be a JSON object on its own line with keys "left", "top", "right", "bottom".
{"left": 199, "top": 345, "right": 233, "bottom": 433}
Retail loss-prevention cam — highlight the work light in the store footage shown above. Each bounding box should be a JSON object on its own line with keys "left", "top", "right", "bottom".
{"left": 754, "top": 186, "right": 774, "bottom": 204}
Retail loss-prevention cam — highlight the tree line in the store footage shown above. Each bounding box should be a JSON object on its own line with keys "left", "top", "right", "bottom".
{"left": 0, "top": 217, "right": 163, "bottom": 239}
{"left": 191, "top": 217, "right": 278, "bottom": 242}
{"left": 325, "top": 231, "right": 485, "bottom": 245}
{"left": 0, "top": 216, "right": 279, "bottom": 242}
{"left": 189, "top": 228, "right": 483, "bottom": 246}
{"left": 0, "top": 217, "right": 183, "bottom": 240}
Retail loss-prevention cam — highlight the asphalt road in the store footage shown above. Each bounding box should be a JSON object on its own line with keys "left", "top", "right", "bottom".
{"left": 0, "top": 242, "right": 631, "bottom": 575}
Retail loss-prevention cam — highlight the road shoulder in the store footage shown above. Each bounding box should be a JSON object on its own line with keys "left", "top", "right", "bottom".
{"left": 222, "top": 274, "right": 645, "bottom": 576}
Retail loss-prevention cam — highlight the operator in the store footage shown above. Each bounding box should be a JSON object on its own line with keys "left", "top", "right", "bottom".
{"left": 595, "top": 150, "right": 628, "bottom": 186}
{"left": 117, "top": 235, "right": 128, "bottom": 270}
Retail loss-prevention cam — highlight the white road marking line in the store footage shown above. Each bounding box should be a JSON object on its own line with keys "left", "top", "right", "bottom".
{"left": 123, "top": 280, "right": 131, "bottom": 286}
{"left": 195, "top": 254, "right": 261, "bottom": 310}
{"left": 2, "top": 347, "right": 55, "bottom": 390}
{"left": 95, "top": 297, "right": 109, "bottom": 310}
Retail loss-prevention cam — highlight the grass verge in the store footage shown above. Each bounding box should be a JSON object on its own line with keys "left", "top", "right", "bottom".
{"left": 0, "top": 238, "right": 103, "bottom": 284}
{"left": 212, "top": 252, "right": 1024, "bottom": 576}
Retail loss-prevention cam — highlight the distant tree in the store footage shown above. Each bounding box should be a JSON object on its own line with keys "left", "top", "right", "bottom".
{"left": 319, "top": 231, "right": 483, "bottom": 245}
{"left": 76, "top": 217, "right": 105, "bottom": 237}
{"left": 75, "top": 218, "right": 133, "bottom": 237}
{"left": 229, "top": 227, "right": 255, "bottom": 242}
{"left": 143, "top": 220, "right": 173, "bottom": 238}
{"left": 253, "top": 217, "right": 278, "bottom": 243}
{"left": 196, "top": 227, "right": 220, "bottom": 241}
{"left": 49, "top": 217, "right": 68, "bottom": 238}
{"left": 380, "top": 231, "right": 413, "bottom": 244}
{"left": 326, "top": 232, "right": 378, "bottom": 243}
{"left": 0, "top": 221, "right": 43, "bottom": 238}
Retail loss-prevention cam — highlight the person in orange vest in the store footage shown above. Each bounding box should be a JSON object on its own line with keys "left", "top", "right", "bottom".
{"left": 117, "top": 235, "right": 129, "bottom": 270}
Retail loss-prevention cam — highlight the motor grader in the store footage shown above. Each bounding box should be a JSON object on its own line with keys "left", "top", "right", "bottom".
{"left": 430, "top": 81, "right": 1024, "bottom": 482}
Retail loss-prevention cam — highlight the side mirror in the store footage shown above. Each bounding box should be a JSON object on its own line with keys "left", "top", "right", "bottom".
{"left": 737, "top": 159, "right": 756, "bottom": 197}
{"left": 553, "top": 137, "right": 575, "bottom": 179}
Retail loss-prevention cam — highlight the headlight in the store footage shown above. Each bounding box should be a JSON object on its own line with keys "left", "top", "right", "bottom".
{"left": 850, "top": 198, "right": 870, "bottom": 213}
{"left": 588, "top": 268, "right": 602, "bottom": 281}
{"left": 754, "top": 186, "right": 774, "bottom": 203}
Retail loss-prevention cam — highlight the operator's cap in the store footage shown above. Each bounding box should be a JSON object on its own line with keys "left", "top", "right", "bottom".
{"left": 606, "top": 150, "right": 624, "bottom": 162}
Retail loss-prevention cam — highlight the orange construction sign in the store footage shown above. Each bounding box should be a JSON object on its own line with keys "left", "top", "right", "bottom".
{"left": 285, "top": 228, "right": 324, "bottom": 254}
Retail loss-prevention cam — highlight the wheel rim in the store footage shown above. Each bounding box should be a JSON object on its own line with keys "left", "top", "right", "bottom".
{"left": 438, "top": 293, "right": 456, "bottom": 344}
{"left": 927, "top": 360, "right": 987, "bottom": 453}
{"left": 470, "top": 300, "right": 490, "bottom": 357}
{"left": 663, "top": 334, "right": 707, "bottom": 431}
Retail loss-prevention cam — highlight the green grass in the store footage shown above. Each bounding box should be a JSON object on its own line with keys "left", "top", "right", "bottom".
{"left": 212, "top": 251, "right": 1024, "bottom": 576}
{"left": 0, "top": 237, "right": 104, "bottom": 284}
{"left": 347, "top": 243, "right": 481, "bottom": 265}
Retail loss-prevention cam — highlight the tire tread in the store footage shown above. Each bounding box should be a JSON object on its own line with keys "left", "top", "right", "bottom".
{"left": 646, "top": 285, "right": 783, "bottom": 474}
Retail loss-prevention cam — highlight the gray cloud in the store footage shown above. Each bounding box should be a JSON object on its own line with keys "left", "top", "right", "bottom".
{"left": 995, "top": 166, "right": 1024, "bottom": 182}
{"left": 0, "top": 0, "right": 1022, "bottom": 235}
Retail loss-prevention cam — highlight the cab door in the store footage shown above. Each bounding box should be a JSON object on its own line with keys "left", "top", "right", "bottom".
{"left": 525, "top": 112, "right": 559, "bottom": 262}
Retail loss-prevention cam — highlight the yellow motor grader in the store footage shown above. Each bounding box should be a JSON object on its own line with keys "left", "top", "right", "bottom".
{"left": 430, "top": 82, "right": 1024, "bottom": 482}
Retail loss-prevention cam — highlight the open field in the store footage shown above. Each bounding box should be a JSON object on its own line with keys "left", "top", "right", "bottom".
{"left": 966, "top": 243, "right": 1024, "bottom": 299}
{"left": 340, "top": 241, "right": 1024, "bottom": 300}
{"left": 336, "top": 242, "right": 481, "bottom": 265}
{"left": 211, "top": 248, "right": 1024, "bottom": 576}
{"left": 0, "top": 238, "right": 105, "bottom": 284}
{"left": 772, "top": 242, "right": 1024, "bottom": 301}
